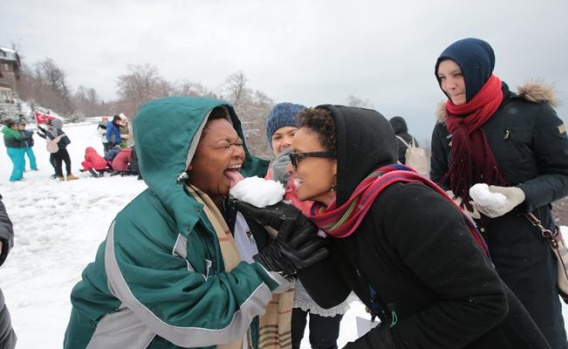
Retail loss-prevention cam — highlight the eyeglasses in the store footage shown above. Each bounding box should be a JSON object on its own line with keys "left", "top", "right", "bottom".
{"left": 289, "top": 151, "right": 336, "bottom": 170}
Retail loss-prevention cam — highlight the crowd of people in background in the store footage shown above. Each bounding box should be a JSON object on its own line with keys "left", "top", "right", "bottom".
{"left": 0, "top": 112, "right": 140, "bottom": 183}
{"left": 1, "top": 36, "right": 568, "bottom": 349}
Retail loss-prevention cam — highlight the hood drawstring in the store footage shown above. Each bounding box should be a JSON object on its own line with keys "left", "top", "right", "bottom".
{"left": 176, "top": 171, "right": 189, "bottom": 184}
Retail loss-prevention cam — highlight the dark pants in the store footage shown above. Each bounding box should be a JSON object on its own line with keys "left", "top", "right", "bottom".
{"left": 53, "top": 148, "right": 72, "bottom": 176}
{"left": 0, "top": 289, "right": 16, "bottom": 349}
{"left": 291, "top": 308, "right": 342, "bottom": 349}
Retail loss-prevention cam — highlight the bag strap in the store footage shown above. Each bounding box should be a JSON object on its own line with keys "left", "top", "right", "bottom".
{"left": 525, "top": 212, "right": 561, "bottom": 248}
{"left": 395, "top": 135, "right": 410, "bottom": 148}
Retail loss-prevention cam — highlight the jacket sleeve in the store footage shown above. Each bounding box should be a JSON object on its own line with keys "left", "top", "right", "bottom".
{"left": 102, "top": 211, "right": 286, "bottom": 347}
{"left": 0, "top": 195, "right": 14, "bottom": 267}
{"left": 36, "top": 127, "right": 47, "bottom": 139}
{"left": 105, "top": 125, "right": 112, "bottom": 143}
{"left": 518, "top": 103, "right": 568, "bottom": 211}
{"left": 296, "top": 251, "right": 351, "bottom": 309}
{"left": 429, "top": 123, "right": 451, "bottom": 189}
{"left": 367, "top": 184, "right": 508, "bottom": 348}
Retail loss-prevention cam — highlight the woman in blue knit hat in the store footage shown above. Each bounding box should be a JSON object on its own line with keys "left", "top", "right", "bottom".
{"left": 431, "top": 37, "right": 568, "bottom": 348}
{"left": 265, "top": 102, "right": 350, "bottom": 349}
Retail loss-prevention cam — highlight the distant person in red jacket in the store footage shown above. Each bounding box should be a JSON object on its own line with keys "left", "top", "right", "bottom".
{"left": 111, "top": 146, "right": 132, "bottom": 175}
{"left": 81, "top": 147, "right": 110, "bottom": 178}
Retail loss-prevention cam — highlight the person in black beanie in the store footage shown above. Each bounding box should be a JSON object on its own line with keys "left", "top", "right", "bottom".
{"left": 0, "top": 194, "right": 16, "bottom": 349}
{"left": 431, "top": 37, "right": 568, "bottom": 348}
{"left": 388, "top": 116, "right": 418, "bottom": 165}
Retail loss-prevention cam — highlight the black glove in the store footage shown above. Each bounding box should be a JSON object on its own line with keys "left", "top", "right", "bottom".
{"left": 231, "top": 199, "right": 329, "bottom": 276}
{"left": 253, "top": 216, "right": 329, "bottom": 277}
{"left": 229, "top": 198, "right": 302, "bottom": 231}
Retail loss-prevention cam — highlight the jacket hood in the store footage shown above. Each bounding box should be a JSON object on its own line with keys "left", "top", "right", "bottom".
{"left": 388, "top": 116, "right": 408, "bottom": 134}
{"left": 51, "top": 119, "right": 63, "bottom": 129}
{"left": 85, "top": 147, "right": 98, "bottom": 156}
{"left": 317, "top": 105, "right": 397, "bottom": 206}
{"left": 436, "top": 81, "right": 558, "bottom": 123}
{"left": 133, "top": 96, "right": 268, "bottom": 233}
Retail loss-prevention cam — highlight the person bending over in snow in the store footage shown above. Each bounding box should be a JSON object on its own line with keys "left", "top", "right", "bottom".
{"left": 233, "top": 105, "right": 549, "bottom": 348}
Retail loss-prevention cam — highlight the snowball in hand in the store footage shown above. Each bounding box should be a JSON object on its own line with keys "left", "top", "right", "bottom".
{"left": 469, "top": 183, "right": 506, "bottom": 208}
{"left": 229, "top": 176, "right": 285, "bottom": 208}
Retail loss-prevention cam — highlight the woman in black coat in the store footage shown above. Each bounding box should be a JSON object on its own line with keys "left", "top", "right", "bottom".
{"left": 236, "top": 105, "right": 549, "bottom": 348}
{"left": 431, "top": 37, "right": 568, "bottom": 348}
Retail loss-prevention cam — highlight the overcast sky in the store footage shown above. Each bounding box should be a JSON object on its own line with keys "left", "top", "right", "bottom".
{"left": 2, "top": 0, "right": 567, "bottom": 140}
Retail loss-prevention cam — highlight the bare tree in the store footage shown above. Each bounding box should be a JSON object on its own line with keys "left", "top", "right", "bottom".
{"left": 219, "top": 72, "right": 274, "bottom": 158}
{"left": 223, "top": 71, "right": 250, "bottom": 107}
{"left": 37, "top": 58, "right": 73, "bottom": 113}
{"left": 72, "top": 85, "right": 103, "bottom": 116}
{"left": 16, "top": 58, "right": 74, "bottom": 116}
{"left": 175, "top": 79, "right": 217, "bottom": 98}
{"left": 116, "top": 64, "right": 170, "bottom": 117}
{"left": 345, "top": 95, "right": 374, "bottom": 109}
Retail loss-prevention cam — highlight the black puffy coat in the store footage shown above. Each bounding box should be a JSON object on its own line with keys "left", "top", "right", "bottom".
{"left": 431, "top": 82, "right": 568, "bottom": 348}
{"left": 298, "top": 105, "right": 549, "bottom": 348}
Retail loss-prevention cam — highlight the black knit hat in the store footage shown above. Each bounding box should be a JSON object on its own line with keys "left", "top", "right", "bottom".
{"left": 435, "top": 38, "right": 495, "bottom": 102}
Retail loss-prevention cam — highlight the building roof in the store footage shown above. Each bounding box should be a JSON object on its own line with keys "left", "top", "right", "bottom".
{"left": 0, "top": 48, "right": 21, "bottom": 65}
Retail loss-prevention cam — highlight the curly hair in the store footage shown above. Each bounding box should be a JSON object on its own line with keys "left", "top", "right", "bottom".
{"left": 296, "top": 107, "right": 336, "bottom": 153}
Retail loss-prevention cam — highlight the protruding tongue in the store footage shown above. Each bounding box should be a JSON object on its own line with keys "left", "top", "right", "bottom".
{"left": 225, "top": 170, "right": 244, "bottom": 189}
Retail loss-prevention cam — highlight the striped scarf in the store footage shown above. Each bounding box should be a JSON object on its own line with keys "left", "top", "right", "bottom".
{"left": 308, "top": 164, "right": 488, "bottom": 254}
{"left": 187, "top": 184, "right": 293, "bottom": 349}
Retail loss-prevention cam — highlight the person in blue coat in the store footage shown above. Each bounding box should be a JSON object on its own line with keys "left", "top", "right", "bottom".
{"left": 105, "top": 115, "right": 123, "bottom": 149}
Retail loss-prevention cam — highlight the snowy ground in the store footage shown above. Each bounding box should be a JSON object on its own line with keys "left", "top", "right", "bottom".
{"left": 0, "top": 118, "right": 566, "bottom": 348}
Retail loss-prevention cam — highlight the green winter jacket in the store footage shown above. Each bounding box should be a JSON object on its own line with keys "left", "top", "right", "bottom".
{"left": 64, "top": 97, "right": 277, "bottom": 348}
{"left": 2, "top": 126, "right": 23, "bottom": 148}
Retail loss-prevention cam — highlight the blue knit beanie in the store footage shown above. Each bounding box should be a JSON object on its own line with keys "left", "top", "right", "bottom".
{"left": 265, "top": 102, "right": 306, "bottom": 149}
{"left": 435, "top": 38, "right": 495, "bottom": 102}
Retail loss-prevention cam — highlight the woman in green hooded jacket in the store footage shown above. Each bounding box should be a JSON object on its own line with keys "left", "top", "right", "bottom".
{"left": 2, "top": 119, "right": 26, "bottom": 182}
{"left": 64, "top": 96, "right": 328, "bottom": 349}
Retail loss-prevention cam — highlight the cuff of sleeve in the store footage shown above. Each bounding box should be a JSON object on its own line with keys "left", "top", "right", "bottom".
{"left": 258, "top": 263, "right": 295, "bottom": 293}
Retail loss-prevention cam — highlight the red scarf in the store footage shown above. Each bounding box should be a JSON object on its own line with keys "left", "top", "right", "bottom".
{"left": 443, "top": 75, "right": 508, "bottom": 209}
{"left": 309, "top": 164, "right": 488, "bottom": 255}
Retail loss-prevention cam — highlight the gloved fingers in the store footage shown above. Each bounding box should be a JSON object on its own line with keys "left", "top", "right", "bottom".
{"left": 445, "top": 190, "right": 463, "bottom": 207}
{"left": 286, "top": 219, "right": 320, "bottom": 248}
{"left": 272, "top": 148, "right": 293, "bottom": 186}
{"left": 283, "top": 247, "right": 329, "bottom": 269}
{"left": 229, "top": 198, "right": 285, "bottom": 229}
{"left": 472, "top": 202, "right": 501, "bottom": 218}
{"left": 471, "top": 205, "right": 481, "bottom": 220}
{"left": 487, "top": 185, "right": 506, "bottom": 195}
{"left": 290, "top": 238, "right": 328, "bottom": 259}
{"left": 277, "top": 219, "right": 295, "bottom": 242}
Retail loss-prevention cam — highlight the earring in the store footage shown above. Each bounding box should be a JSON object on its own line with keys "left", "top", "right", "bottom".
{"left": 330, "top": 184, "right": 337, "bottom": 192}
